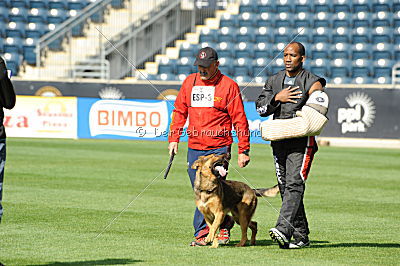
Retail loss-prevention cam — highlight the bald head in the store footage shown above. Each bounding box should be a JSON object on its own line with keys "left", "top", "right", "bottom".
{"left": 283, "top": 42, "right": 306, "bottom": 77}
{"left": 287, "top": 42, "right": 305, "bottom": 56}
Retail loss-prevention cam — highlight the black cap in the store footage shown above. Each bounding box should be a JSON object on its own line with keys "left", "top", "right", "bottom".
{"left": 193, "top": 47, "right": 218, "bottom": 67}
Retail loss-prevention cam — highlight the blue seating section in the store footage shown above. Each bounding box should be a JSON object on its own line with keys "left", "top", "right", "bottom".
{"left": 156, "top": 0, "right": 399, "bottom": 84}
{"left": 0, "top": 0, "right": 126, "bottom": 75}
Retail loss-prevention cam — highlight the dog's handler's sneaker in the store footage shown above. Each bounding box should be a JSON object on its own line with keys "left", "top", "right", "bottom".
{"left": 189, "top": 236, "right": 207, "bottom": 247}
{"left": 218, "top": 228, "right": 230, "bottom": 244}
{"left": 289, "top": 239, "right": 310, "bottom": 249}
{"left": 269, "top": 228, "right": 289, "bottom": 249}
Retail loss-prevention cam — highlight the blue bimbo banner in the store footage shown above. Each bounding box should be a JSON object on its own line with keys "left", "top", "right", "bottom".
{"left": 77, "top": 98, "right": 269, "bottom": 143}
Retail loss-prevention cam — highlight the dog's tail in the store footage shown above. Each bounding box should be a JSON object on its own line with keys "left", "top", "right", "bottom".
{"left": 253, "top": 185, "right": 279, "bottom": 197}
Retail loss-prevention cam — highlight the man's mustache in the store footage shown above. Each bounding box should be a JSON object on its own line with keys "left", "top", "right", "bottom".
{"left": 199, "top": 70, "right": 208, "bottom": 76}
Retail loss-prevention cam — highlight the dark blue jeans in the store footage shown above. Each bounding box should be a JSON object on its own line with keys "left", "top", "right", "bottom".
{"left": 187, "top": 145, "right": 231, "bottom": 237}
{"left": 0, "top": 138, "right": 6, "bottom": 223}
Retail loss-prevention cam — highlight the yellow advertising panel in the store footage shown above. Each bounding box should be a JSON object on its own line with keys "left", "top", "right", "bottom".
{"left": 3, "top": 96, "right": 77, "bottom": 139}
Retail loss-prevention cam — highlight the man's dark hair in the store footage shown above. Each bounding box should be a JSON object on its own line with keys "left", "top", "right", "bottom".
{"left": 289, "top": 42, "right": 305, "bottom": 56}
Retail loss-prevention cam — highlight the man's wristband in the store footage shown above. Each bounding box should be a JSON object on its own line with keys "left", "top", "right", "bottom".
{"left": 241, "top": 149, "right": 250, "bottom": 156}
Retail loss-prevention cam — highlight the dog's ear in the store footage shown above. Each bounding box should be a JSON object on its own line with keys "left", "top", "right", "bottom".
{"left": 191, "top": 156, "right": 206, "bottom": 169}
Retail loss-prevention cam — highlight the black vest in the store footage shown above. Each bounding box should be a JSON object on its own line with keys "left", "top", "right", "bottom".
{"left": 270, "top": 69, "right": 326, "bottom": 119}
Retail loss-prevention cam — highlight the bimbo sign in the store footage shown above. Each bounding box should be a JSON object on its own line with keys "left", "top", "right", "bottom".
{"left": 88, "top": 100, "right": 169, "bottom": 138}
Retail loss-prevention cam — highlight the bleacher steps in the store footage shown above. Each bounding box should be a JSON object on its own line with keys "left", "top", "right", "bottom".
{"left": 133, "top": 1, "right": 239, "bottom": 81}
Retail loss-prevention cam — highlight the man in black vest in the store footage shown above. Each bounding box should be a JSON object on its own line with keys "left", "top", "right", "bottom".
{"left": 255, "top": 42, "right": 326, "bottom": 249}
{"left": 0, "top": 56, "right": 16, "bottom": 224}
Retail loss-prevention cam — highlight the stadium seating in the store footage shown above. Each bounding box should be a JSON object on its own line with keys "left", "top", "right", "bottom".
{"left": 255, "top": 12, "right": 274, "bottom": 27}
{"left": 28, "top": 7, "right": 48, "bottom": 23}
{"left": 294, "top": 0, "right": 313, "bottom": 13}
{"left": 157, "top": 57, "right": 176, "bottom": 75}
{"left": 352, "top": 0, "right": 372, "bottom": 13}
{"left": 233, "top": 57, "right": 253, "bottom": 76}
{"left": 218, "top": 57, "right": 235, "bottom": 76}
{"left": 311, "top": 42, "right": 329, "bottom": 59}
{"left": 30, "top": 0, "right": 49, "bottom": 9}
{"left": 236, "top": 26, "right": 256, "bottom": 42}
{"left": 330, "top": 58, "right": 352, "bottom": 78}
{"left": 395, "top": 44, "right": 400, "bottom": 61}
{"left": 96, "top": 0, "right": 400, "bottom": 85}
{"left": 176, "top": 57, "right": 195, "bottom": 75}
{"left": 0, "top": 0, "right": 109, "bottom": 75}
{"left": 9, "top": 7, "right": 29, "bottom": 22}
{"left": 235, "top": 42, "right": 254, "bottom": 58}
{"left": 352, "top": 58, "right": 373, "bottom": 77}
{"left": 331, "top": 43, "right": 352, "bottom": 59}
{"left": 373, "top": 59, "right": 394, "bottom": 78}
{"left": 23, "top": 37, "right": 37, "bottom": 64}
{"left": 255, "top": 26, "right": 273, "bottom": 43}
{"left": 353, "top": 11, "right": 372, "bottom": 27}
{"left": 238, "top": 12, "right": 257, "bottom": 27}
{"left": 333, "top": 0, "right": 352, "bottom": 13}
{"left": 2, "top": 52, "right": 22, "bottom": 75}
{"left": 372, "top": 42, "right": 393, "bottom": 60}
{"left": 199, "top": 28, "right": 218, "bottom": 43}
{"left": 220, "top": 13, "right": 238, "bottom": 27}
{"left": 252, "top": 57, "right": 268, "bottom": 76}
{"left": 1, "top": 0, "right": 398, "bottom": 83}
{"left": 216, "top": 41, "right": 235, "bottom": 58}
{"left": 254, "top": 42, "right": 271, "bottom": 59}
{"left": 310, "top": 58, "right": 330, "bottom": 77}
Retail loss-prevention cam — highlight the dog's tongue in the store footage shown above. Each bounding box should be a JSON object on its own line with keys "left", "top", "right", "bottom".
{"left": 215, "top": 166, "right": 227, "bottom": 177}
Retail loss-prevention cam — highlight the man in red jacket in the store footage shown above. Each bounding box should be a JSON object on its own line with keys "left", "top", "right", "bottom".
{"left": 168, "top": 47, "right": 251, "bottom": 246}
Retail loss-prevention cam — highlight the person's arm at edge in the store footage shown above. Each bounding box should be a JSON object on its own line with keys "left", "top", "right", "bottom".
{"left": 0, "top": 57, "right": 16, "bottom": 109}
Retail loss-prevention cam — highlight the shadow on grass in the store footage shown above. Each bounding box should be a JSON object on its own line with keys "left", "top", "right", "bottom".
{"left": 310, "top": 243, "right": 400, "bottom": 248}
{"left": 226, "top": 239, "right": 329, "bottom": 247}
{"left": 29, "top": 258, "right": 143, "bottom": 265}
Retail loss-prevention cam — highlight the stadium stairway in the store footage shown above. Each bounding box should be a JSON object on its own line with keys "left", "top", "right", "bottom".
{"left": 128, "top": 1, "right": 240, "bottom": 82}
{"left": 21, "top": 0, "right": 160, "bottom": 80}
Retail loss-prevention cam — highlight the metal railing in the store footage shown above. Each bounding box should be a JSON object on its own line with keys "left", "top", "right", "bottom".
{"left": 35, "top": 0, "right": 114, "bottom": 76}
{"left": 32, "top": 0, "right": 237, "bottom": 80}
{"left": 105, "top": 0, "right": 237, "bottom": 79}
{"left": 34, "top": 0, "right": 169, "bottom": 79}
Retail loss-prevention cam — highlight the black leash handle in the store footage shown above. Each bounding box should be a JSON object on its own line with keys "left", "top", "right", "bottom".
{"left": 164, "top": 151, "right": 175, "bottom": 179}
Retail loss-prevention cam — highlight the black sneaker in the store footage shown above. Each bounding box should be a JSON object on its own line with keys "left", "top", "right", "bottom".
{"left": 269, "top": 228, "right": 289, "bottom": 249}
{"left": 289, "top": 239, "right": 310, "bottom": 249}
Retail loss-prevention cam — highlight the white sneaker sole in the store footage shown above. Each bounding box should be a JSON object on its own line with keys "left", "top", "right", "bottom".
{"left": 269, "top": 228, "right": 289, "bottom": 248}
{"left": 289, "top": 241, "right": 310, "bottom": 249}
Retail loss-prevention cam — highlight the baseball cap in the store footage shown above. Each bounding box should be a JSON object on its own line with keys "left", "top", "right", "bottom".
{"left": 193, "top": 47, "right": 218, "bottom": 67}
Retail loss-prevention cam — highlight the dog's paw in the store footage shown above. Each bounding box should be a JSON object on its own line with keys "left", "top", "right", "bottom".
{"left": 210, "top": 242, "right": 219, "bottom": 248}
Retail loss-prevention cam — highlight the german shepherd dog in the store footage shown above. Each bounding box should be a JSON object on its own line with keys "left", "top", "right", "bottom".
{"left": 191, "top": 154, "right": 279, "bottom": 248}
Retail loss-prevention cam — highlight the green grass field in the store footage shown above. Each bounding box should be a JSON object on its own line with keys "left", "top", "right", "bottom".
{"left": 0, "top": 138, "right": 399, "bottom": 265}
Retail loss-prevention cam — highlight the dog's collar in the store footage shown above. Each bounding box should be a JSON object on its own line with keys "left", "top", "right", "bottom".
{"left": 198, "top": 186, "right": 218, "bottom": 194}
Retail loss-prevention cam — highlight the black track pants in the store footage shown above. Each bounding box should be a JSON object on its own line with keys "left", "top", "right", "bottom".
{"left": 272, "top": 136, "right": 317, "bottom": 241}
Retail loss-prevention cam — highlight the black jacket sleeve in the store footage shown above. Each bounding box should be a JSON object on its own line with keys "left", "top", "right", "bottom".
{"left": 0, "top": 57, "right": 16, "bottom": 109}
{"left": 304, "top": 71, "right": 326, "bottom": 94}
{"left": 255, "top": 77, "right": 280, "bottom": 117}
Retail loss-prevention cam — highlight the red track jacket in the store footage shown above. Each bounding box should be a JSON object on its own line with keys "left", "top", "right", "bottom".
{"left": 168, "top": 70, "right": 250, "bottom": 154}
